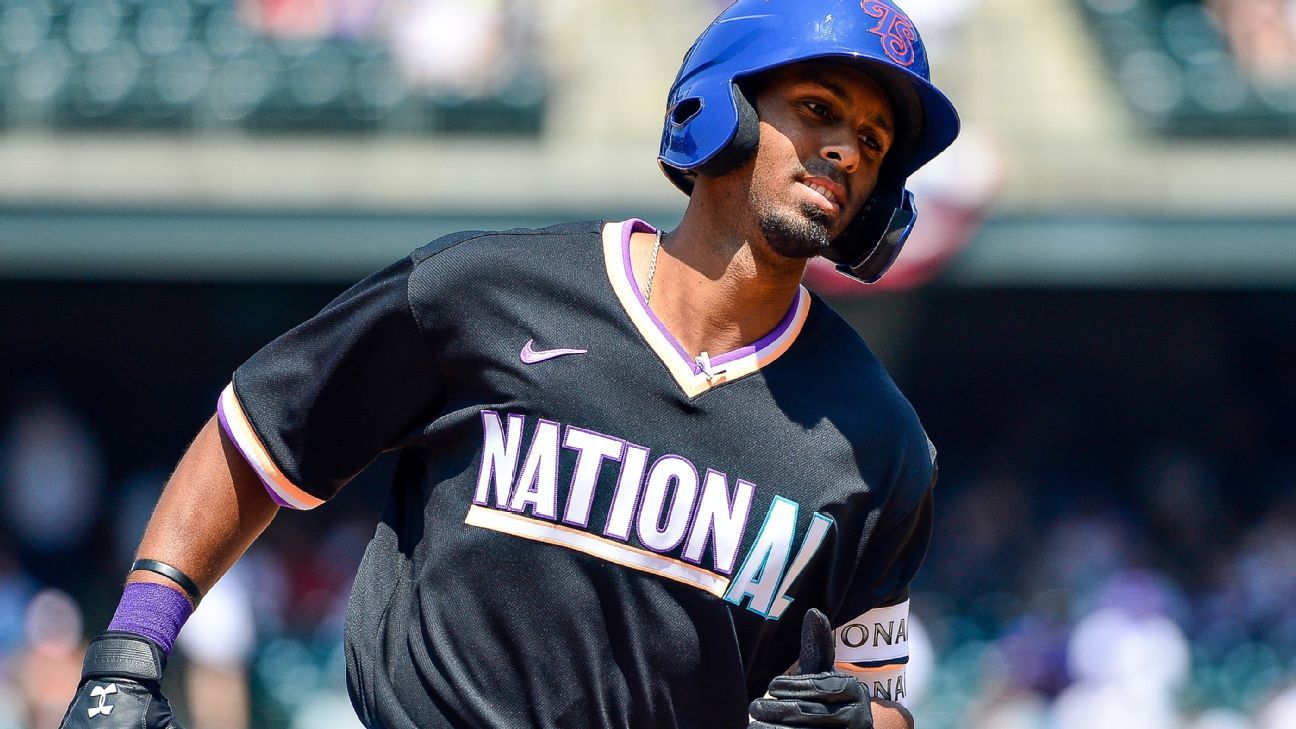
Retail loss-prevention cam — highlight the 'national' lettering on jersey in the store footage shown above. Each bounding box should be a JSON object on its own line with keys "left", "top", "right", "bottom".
{"left": 470, "top": 410, "right": 833, "bottom": 619}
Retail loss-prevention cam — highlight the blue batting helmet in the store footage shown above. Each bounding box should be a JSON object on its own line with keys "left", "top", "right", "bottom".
{"left": 659, "top": 0, "right": 961, "bottom": 284}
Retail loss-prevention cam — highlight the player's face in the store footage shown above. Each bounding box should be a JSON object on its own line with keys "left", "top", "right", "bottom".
{"left": 746, "top": 61, "right": 896, "bottom": 259}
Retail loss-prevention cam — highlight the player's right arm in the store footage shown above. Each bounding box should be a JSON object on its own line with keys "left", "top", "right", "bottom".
{"left": 60, "top": 244, "right": 456, "bottom": 729}
{"left": 58, "top": 414, "right": 280, "bottom": 729}
{"left": 130, "top": 414, "right": 280, "bottom": 601}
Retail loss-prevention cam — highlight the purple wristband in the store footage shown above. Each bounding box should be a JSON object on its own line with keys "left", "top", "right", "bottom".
{"left": 108, "top": 582, "right": 195, "bottom": 657}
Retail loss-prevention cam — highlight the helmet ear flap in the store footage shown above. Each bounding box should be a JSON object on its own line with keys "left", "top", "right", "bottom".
{"left": 659, "top": 82, "right": 762, "bottom": 195}
{"left": 691, "top": 82, "right": 761, "bottom": 181}
{"left": 826, "top": 187, "right": 917, "bottom": 284}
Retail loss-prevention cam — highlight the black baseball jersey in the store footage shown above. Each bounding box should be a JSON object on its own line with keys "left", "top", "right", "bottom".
{"left": 217, "top": 220, "right": 936, "bottom": 729}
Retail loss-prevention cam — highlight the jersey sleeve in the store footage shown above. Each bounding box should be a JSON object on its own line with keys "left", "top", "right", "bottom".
{"left": 828, "top": 444, "right": 936, "bottom": 704}
{"left": 831, "top": 598, "right": 916, "bottom": 704}
{"left": 218, "top": 253, "right": 444, "bottom": 509}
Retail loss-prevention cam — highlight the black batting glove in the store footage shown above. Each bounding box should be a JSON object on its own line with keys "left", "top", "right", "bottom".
{"left": 749, "top": 609, "right": 873, "bottom": 729}
{"left": 58, "top": 631, "right": 185, "bottom": 729}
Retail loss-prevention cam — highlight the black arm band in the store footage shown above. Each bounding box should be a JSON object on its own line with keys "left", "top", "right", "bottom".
{"left": 129, "top": 559, "right": 203, "bottom": 604}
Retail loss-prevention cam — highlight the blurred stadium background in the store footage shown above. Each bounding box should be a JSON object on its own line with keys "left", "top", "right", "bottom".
{"left": 1, "top": 0, "right": 1294, "bottom": 727}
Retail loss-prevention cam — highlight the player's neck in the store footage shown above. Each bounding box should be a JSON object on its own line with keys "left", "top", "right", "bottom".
{"left": 630, "top": 206, "right": 807, "bottom": 359}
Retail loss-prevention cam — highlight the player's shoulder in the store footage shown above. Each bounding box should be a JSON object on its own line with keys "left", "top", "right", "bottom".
{"left": 796, "top": 292, "right": 933, "bottom": 459}
{"left": 391, "top": 220, "right": 606, "bottom": 333}
{"left": 408, "top": 220, "right": 604, "bottom": 269}
{"left": 799, "top": 293, "right": 908, "bottom": 403}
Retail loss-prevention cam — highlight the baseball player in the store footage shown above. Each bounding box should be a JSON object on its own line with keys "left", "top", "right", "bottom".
{"left": 58, "top": 1, "right": 959, "bottom": 727}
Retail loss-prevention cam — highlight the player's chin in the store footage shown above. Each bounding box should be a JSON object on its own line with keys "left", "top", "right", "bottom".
{"left": 759, "top": 203, "right": 835, "bottom": 260}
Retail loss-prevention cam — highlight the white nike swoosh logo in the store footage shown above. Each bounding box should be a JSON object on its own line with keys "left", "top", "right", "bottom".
{"left": 520, "top": 339, "right": 588, "bottom": 364}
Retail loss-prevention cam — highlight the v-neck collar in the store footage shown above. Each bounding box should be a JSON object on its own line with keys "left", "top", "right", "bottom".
{"left": 601, "top": 219, "right": 812, "bottom": 398}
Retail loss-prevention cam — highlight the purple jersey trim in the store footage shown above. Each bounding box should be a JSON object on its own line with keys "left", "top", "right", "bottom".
{"left": 617, "top": 219, "right": 805, "bottom": 373}
{"left": 108, "top": 582, "right": 195, "bottom": 657}
{"left": 619, "top": 219, "right": 696, "bottom": 371}
{"left": 216, "top": 391, "right": 296, "bottom": 509}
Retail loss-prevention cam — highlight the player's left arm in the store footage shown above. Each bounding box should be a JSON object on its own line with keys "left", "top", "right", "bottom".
{"left": 830, "top": 599, "right": 917, "bottom": 729}
{"left": 749, "top": 609, "right": 913, "bottom": 729}
{"left": 827, "top": 483, "right": 935, "bottom": 728}
{"left": 751, "top": 432, "right": 936, "bottom": 728}
{"left": 871, "top": 700, "right": 913, "bottom": 729}
{"left": 822, "top": 447, "right": 938, "bottom": 728}
{"left": 834, "top": 435, "right": 938, "bottom": 716}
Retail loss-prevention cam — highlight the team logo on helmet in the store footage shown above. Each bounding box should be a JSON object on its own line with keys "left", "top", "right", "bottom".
{"left": 861, "top": 1, "right": 918, "bottom": 67}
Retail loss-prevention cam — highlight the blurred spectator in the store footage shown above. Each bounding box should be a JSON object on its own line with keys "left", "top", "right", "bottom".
{"left": 1257, "top": 685, "right": 1296, "bottom": 729}
{"left": 387, "top": 0, "right": 510, "bottom": 93}
{"left": 0, "top": 549, "right": 37, "bottom": 661}
{"left": 13, "top": 590, "right": 83, "bottom": 729}
{"left": 1052, "top": 678, "right": 1181, "bottom": 729}
{"left": 1208, "top": 0, "right": 1296, "bottom": 84}
{"left": 243, "top": 0, "right": 341, "bottom": 37}
{"left": 288, "top": 691, "right": 366, "bottom": 729}
{"left": 240, "top": 0, "right": 528, "bottom": 94}
{"left": 177, "top": 564, "right": 257, "bottom": 729}
{"left": 0, "top": 389, "right": 104, "bottom": 588}
{"left": 970, "top": 692, "right": 1050, "bottom": 729}
{"left": 895, "top": 0, "right": 984, "bottom": 64}
{"left": 1190, "top": 709, "right": 1256, "bottom": 729}
{"left": 1068, "top": 607, "right": 1191, "bottom": 692}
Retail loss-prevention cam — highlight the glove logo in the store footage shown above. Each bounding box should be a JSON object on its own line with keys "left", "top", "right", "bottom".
{"left": 861, "top": 1, "right": 918, "bottom": 67}
{"left": 87, "top": 683, "right": 117, "bottom": 719}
